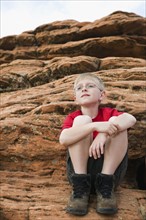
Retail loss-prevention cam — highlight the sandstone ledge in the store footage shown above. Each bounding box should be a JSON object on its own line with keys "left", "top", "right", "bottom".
{"left": 0, "top": 170, "right": 146, "bottom": 220}
{"left": 0, "top": 11, "right": 146, "bottom": 220}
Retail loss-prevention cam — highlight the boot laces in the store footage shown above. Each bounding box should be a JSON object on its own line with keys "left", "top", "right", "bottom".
{"left": 100, "top": 183, "right": 112, "bottom": 198}
{"left": 98, "top": 177, "right": 113, "bottom": 198}
{"left": 73, "top": 178, "right": 89, "bottom": 198}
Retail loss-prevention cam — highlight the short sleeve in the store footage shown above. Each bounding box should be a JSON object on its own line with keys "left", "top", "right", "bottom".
{"left": 61, "top": 115, "right": 74, "bottom": 130}
{"left": 110, "top": 108, "right": 124, "bottom": 117}
{"left": 61, "top": 110, "right": 81, "bottom": 130}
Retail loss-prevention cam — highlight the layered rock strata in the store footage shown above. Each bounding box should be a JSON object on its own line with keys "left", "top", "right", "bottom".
{"left": 0, "top": 11, "right": 146, "bottom": 220}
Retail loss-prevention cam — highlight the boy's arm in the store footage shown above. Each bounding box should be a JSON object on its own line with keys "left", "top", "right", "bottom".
{"left": 59, "top": 123, "right": 94, "bottom": 147}
{"left": 109, "top": 113, "right": 136, "bottom": 131}
{"left": 59, "top": 113, "right": 136, "bottom": 147}
{"left": 59, "top": 121, "right": 118, "bottom": 147}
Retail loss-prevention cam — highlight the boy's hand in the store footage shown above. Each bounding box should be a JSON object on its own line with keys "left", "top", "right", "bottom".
{"left": 89, "top": 133, "right": 107, "bottom": 159}
{"left": 94, "top": 121, "right": 119, "bottom": 136}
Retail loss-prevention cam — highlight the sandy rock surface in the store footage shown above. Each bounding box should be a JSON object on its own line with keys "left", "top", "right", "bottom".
{"left": 0, "top": 11, "right": 146, "bottom": 220}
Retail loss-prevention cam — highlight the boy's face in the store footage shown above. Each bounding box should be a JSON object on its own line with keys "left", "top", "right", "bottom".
{"left": 74, "top": 78, "right": 104, "bottom": 106}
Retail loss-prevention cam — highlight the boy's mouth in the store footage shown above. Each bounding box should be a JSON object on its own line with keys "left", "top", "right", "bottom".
{"left": 81, "top": 94, "right": 90, "bottom": 97}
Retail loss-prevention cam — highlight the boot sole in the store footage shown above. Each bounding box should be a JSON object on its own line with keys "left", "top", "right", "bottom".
{"left": 66, "top": 208, "right": 88, "bottom": 216}
{"left": 96, "top": 208, "right": 117, "bottom": 215}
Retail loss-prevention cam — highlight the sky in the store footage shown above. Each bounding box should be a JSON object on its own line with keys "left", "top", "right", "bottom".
{"left": 1, "top": 0, "right": 146, "bottom": 38}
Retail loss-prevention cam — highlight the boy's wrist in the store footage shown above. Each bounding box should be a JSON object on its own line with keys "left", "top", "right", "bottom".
{"left": 90, "top": 122, "right": 96, "bottom": 133}
{"left": 99, "top": 132, "right": 108, "bottom": 137}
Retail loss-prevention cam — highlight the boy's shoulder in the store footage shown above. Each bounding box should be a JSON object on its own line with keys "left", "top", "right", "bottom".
{"left": 99, "top": 107, "right": 124, "bottom": 116}
{"left": 68, "top": 107, "right": 120, "bottom": 117}
{"left": 67, "top": 107, "right": 123, "bottom": 119}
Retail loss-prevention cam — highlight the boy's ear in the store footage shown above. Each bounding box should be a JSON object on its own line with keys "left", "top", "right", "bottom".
{"left": 99, "top": 91, "right": 106, "bottom": 101}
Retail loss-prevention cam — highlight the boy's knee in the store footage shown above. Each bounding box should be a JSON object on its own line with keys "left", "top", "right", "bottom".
{"left": 73, "top": 115, "right": 92, "bottom": 126}
{"left": 109, "top": 130, "right": 128, "bottom": 143}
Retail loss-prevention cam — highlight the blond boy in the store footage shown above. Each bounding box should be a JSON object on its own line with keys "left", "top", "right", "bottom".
{"left": 59, "top": 73, "right": 136, "bottom": 216}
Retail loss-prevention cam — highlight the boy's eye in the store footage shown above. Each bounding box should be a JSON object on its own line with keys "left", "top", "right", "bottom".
{"left": 76, "top": 86, "right": 82, "bottom": 91}
{"left": 75, "top": 83, "right": 97, "bottom": 91}
{"left": 88, "top": 84, "right": 94, "bottom": 88}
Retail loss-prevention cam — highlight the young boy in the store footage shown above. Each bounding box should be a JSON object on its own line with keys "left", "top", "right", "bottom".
{"left": 59, "top": 73, "right": 136, "bottom": 216}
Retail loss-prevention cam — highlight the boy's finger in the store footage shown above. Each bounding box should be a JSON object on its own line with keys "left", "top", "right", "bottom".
{"left": 89, "top": 147, "right": 92, "bottom": 157}
{"left": 96, "top": 147, "right": 100, "bottom": 158}
{"left": 100, "top": 144, "right": 104, "bottom": 154}
{"left": 91, "top": 146, "right": 97, "bottom": 159}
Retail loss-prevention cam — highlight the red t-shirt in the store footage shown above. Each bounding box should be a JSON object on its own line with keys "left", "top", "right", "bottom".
{"left": 61, "top": 107, "right": 123, "bottom": 139}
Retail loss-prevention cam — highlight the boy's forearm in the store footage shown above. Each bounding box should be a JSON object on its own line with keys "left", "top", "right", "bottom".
{"left": 110, "top": 113, "right": 136, "bottom": 131}
{"left": 59, "top": 123, "right": 94, "bottom": 147}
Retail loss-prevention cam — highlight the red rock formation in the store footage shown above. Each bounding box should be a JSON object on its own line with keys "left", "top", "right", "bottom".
{"left": 0, "top": 11, "right": 146, "bottom": 220}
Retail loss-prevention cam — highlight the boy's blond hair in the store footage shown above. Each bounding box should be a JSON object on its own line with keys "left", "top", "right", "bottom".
{"left": 74, "top": 73, "right": 105, "bottom": 91}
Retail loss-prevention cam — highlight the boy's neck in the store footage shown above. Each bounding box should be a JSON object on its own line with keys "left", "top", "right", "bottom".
{"left": 81, "top": 104, "right": 99, "bottom": 119}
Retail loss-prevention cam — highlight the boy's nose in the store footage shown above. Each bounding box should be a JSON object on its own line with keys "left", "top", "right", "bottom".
{"left": 82, "top": 86, "right": 87, "bottom": 91}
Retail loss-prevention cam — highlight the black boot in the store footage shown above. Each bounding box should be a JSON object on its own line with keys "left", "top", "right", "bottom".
{"left": 66, "top": 173, "right": 91, "bottom": 216}
{"left": 95, "top": 173, "right": 117, "bottom": 214}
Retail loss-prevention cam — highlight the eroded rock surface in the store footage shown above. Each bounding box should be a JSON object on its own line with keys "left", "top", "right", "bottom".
{"left": 0, "top": 11, "right": 146, "bottom": 220}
